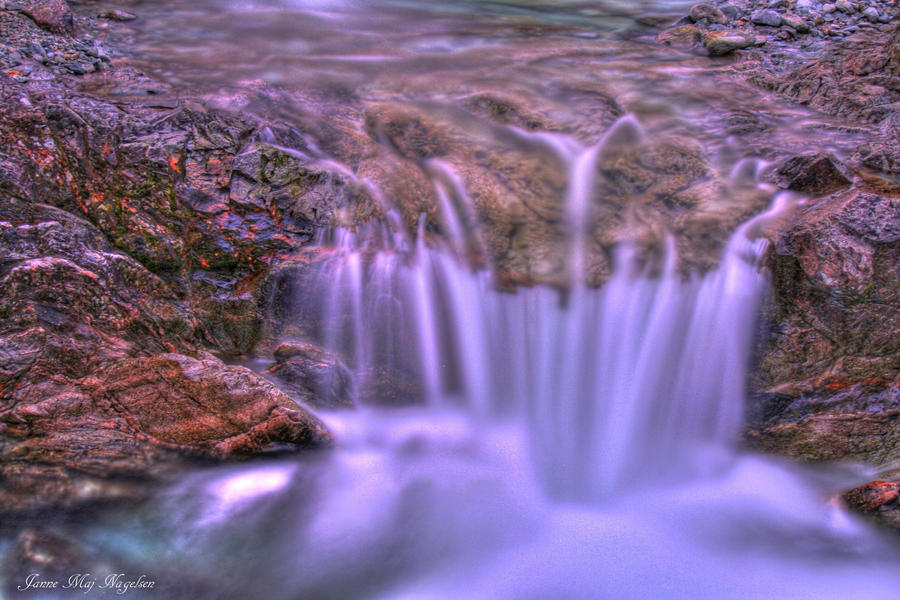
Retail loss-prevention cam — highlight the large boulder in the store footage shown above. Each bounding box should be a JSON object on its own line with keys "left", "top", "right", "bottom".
{"left": 0, "top": 200, "right": 330, "bottom": 514}
{"left": 748, "top": 188, "right": 900, "bottom": 464}
{"left": 1, "top": 352, "right": 331, "bottom": 514}
{"left": 745, "top": 26, "right": 900, "bottom": 123}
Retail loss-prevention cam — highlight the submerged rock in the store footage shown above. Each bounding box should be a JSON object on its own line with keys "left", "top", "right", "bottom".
{"left": 265, "top": 341, "right": 353, "bottom": 409}
{"left": 657, "top": 24, "right": 703, "bottom": 47}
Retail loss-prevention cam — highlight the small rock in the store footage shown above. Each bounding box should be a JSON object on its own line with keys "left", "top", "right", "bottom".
{"left": 795, "top": 0, "right": 815, "bottom": 15}
{"left": 100, "top": 9, "right": 137, "bottom": 22}
{"left": 656, "top": 24, "right": 703, "bottom": 47}
{"left": 704, "top": 32, "right": 756, "bottom": 56}
{"left": 751, "top": 9, "right": 783, "bottom": 27}
{"left": 822, "top": 3, "right": 838, "bottom": 13}
{"left": 782, "top": 14, "right": 810, "bottom": 33}
{"left": 835, "top": 0, "right": 855, "bottom": 13}
{"left": 843, "top": 481, "right": 900, "bottom": 529}
{"left": 689, "top": 3, "right": 728, "bottom": 25}
{"left": 767, "top": 0, "right": 787, "bottom": 8}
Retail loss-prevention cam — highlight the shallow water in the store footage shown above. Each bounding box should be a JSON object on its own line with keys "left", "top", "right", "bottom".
{"left": 71, "top": 407, "right": 900, "bottom": 599}
{"left": 112, "top": 0, "right": 874, "bottom": 160}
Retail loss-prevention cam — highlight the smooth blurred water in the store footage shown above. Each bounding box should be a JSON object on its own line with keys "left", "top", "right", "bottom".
{"left": 77, "top": 143, "right": 899, "bottom": 600}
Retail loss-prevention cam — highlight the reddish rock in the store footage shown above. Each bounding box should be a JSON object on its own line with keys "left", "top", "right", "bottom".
{"left": 16, "top": 0, "right": 73, "bottom": 35}
{"left": 843, "top": 481, "right": 900, "bottom": 529}
{"left": 749, "top": 188, "right": 900, "bottom": 465}
{"left": 0, "top": 201, "right": 330, "bottom": 514}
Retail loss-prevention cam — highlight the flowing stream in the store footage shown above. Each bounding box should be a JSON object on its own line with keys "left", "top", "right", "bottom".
{"left": 73, "top": 125, "right": 900, "bottom": 599}
{"left": 32, "top": 1, "right": 900, "bottom": 598}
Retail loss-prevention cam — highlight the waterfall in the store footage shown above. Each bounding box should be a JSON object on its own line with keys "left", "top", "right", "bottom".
{"left": 290, "top": 119, "right": 795, "bottom": 500}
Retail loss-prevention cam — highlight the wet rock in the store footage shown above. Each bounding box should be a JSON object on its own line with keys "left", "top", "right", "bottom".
{"left": 843, "top": 481, "right": 900, "bottom": 529}
{"left": 746, "top": 384, "right": 900, "bottom": 464}
{"left": 751, "top": 189, "right": 900, "bottom": 465}
{"left": 0, "top": 351, "right": 331, "bottom": 513}
{"left": 745, "top": 26, "right": 900, "bottom": 123}
{"left": 15, "top": 0, "right": 73, "bottom": 35}
{"left": 772, "top": 152, "right": 852, "bottom": 195}
{"left": 855, "top": 139, "right": 900, "bottom": 175}
{"left": 265, "top": 341, "right": 353, "bottom": 409}
{"left": 0, "top": 200, "right": 330, "bottom": 513}
{"left": 751, "top": 9, "right": 783, "bottom": 27}
{"left": 704, "top": 31, "right": 756, "bottom": 56}
{"left": 689, "top": 4, "right": 728, "bottom": 25}
{"left": 657, "top": 24, "right": 703, "bottom": 47}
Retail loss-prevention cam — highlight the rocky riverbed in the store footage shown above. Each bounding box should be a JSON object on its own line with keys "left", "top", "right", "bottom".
{"left": 0, "top": 0, "right": 899, "bottom": 584}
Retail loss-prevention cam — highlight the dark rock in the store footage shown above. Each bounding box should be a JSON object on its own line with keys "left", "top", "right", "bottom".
{"left": 751, "top": 9, "right": 784, "bottom": 27}
{"left": 772, "top": 152, "right": 852, "bottom": 195}
{"left": 266, "top": 341, "right": 353, "bottom": 409}
{"left": 855, "top": 139, "right": 900, "bottom": 175}
{"left": 720, "top": 4, "right": 741, "bottom": 21}
{"left": 843, "top": 481, "right": 900, "bottom": 529}
{"left": 0, "top": 200, "right": 331, "bottom": 514}
{"left": 746, "top": 385, "right": 900, "bottom": 464}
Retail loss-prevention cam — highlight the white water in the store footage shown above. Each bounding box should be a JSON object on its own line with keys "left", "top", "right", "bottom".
{"left": 123, "top": 122, "right": 900, "bottom": 599}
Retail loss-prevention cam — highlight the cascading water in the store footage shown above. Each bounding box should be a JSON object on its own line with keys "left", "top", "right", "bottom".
{"left": 103, "top": 117, "right": 900, "bottom": 600}
{"left": 292, "top": 117, "right": 785, "bottom": 500}
{"left": 48, "top": 3, "right": 900, "bottom": 597}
